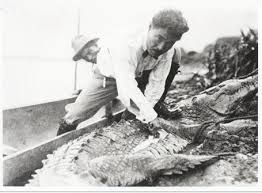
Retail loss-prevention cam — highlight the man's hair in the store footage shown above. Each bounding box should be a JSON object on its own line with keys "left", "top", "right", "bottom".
{"left": 151, "top": 9, "right": 189, "bottom": 40}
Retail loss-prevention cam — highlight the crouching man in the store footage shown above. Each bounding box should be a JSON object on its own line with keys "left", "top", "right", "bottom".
{"left": 57, "top": 8, "right": 189, "bottom": 136}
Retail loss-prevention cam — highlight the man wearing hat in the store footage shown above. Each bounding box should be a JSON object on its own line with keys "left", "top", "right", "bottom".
{"left": 57, "top": 8, "right": 189, "bottom": 136}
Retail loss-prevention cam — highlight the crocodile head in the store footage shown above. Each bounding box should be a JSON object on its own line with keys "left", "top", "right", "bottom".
{"left": 161, "top": 75, "right": 258, "bottom": 140}
{"left": 175, "top": 75, "right": 257, "bottom": 123}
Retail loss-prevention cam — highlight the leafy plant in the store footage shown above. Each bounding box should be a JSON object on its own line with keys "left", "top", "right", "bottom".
{"left": 206, "top": 29, "right": 258, "bottom": 86}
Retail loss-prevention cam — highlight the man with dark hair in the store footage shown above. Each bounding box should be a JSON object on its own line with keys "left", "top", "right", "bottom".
{"left": 57, "top": 8, "right": 189, "bottom": 136}
{"left": 151, "top": 9, "right": 188, "bottom": 41}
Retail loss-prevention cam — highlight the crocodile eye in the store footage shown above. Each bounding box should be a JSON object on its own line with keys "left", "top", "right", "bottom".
{"left": 192, "top": 97, "right": 197, "bottom": 104}
{"left": 74, "top": 156, "right": 79, "bottom": 160}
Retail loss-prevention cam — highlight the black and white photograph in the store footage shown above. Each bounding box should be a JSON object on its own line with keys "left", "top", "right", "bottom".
{"left": 1, "top": 0, "right": 260, "bottom": 190}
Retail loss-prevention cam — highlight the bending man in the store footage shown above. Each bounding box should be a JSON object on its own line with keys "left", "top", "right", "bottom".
{"left": 57, "top": 8, "right": 189, "bottom": 135}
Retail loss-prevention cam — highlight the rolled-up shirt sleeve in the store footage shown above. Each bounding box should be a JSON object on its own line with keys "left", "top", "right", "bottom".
{"left": 112, "top": 45, "right": 158, "bottom": 123}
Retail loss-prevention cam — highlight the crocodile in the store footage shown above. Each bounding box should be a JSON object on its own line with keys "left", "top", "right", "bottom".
{"left": 160, "top": 74, "right": 258, "bottom": 142}
{"left": 26, "top": 120, "right": 221, "bottom": 186}
{"left": 26, "top": 75, "right": 257, "bottom": 186}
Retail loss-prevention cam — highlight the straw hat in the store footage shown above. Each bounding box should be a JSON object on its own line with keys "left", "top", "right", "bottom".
{"left": 72, "top": 35, "right": 99, "bottom": 61}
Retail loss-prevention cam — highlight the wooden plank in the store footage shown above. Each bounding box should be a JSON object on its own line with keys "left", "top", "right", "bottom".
{"left": 3, "top": 145, "right": 18, "bottom": 157}
{"left": 3, "top": 97, "right": 77, "bottom": 151}
{"left": 3, "top": 110, "right": 124, "bottom": 186}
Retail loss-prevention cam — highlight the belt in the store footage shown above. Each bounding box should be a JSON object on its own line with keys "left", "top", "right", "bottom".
{"left": 93, "top": 72, "right": 115, "bottom": 88}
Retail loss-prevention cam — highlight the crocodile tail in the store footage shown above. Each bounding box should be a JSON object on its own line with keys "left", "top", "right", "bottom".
{"left": 87, "top": 153, "right": 220, "bottom": 186}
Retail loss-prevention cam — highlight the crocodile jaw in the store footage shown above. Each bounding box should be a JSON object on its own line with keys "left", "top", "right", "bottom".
{"left": 202, "top": 75, "right": 258, "bottom": 114}
{"left": 175, "top": 75, "right": 257, "bottom": 119}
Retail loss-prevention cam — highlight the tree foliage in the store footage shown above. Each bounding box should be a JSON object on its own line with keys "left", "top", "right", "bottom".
{"left": 206, "top": 29, "right": 258, "bottom": 86}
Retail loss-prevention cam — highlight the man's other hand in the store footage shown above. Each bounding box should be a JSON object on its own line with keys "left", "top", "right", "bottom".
{"left": 154, "top": 102, "right": 182, "bottom": 119}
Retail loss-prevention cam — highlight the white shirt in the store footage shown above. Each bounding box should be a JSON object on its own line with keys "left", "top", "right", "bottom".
{"left": 94, "top": 34, "right": 181, "bottom": 123}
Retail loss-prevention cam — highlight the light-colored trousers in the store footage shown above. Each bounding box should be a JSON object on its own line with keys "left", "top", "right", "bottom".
{"left": 64, "top": 73, "right": 118, "bottom": 125}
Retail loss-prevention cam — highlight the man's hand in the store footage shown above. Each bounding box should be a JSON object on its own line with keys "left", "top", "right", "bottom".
{"left": 154, "top": 102, "right": 182, "bottom": 119}
{"left": 148, "top": 118, "right": 163, "bottom": 138}
{"left": 149, "top": 118, "right": 162, "bottom": 128}
{"left": 147, "top": 117, "right": 178, "bottom": 138}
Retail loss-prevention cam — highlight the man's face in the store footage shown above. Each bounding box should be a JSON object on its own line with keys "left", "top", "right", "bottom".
{"left": 146, "top": 26, "right": 177, "bottom": 58}
{"left": 80, "top": 42, "right": 100, "bottom": 63}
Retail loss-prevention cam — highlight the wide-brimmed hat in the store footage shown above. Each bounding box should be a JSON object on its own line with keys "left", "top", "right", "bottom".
{"left": 72, "top": 35, "right": 99, "bottom": 61}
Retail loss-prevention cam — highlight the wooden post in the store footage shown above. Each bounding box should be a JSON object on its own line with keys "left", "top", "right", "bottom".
{"left": 72, "top": 8, "right": 81, "bottom": 95}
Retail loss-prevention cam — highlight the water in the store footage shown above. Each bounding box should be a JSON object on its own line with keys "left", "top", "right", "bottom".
{"left": 3, "top": 57, "right": 93, "bottom": 109}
